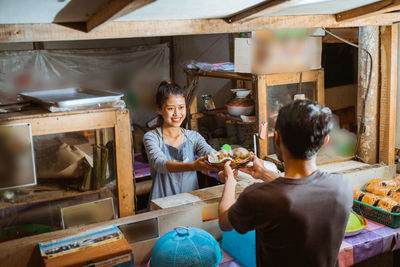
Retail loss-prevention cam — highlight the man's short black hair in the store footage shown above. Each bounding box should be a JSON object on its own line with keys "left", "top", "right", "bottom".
{"left": 275, "top": 100, "right": 333, "bottom": 159}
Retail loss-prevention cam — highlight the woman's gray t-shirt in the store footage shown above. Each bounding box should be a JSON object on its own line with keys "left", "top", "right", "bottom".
{"left": 143, "top": 127, "right": 215, "bottom": 200}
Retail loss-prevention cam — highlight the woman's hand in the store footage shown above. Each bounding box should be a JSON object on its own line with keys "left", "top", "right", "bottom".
{"left": 192, "top": 156, "right": 219, "bottom": 172}
{"left": 218, "top": 161, "right": 238, "bottom": 183}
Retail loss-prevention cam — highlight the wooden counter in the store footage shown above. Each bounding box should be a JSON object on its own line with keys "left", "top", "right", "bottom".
{"left": 152, "top": 160, "right": 396, "bottom": 210}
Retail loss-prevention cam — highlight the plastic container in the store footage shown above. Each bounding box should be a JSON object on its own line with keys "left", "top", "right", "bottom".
{"left": 230, "top": 89, "right": 251, "bottom": 98}
{"left": 353, "top": 200, "right": 400, "bottom": 228}
{"left": 226, "top": 104, "right": 254, "bottom": 116}
{"left": 149, "top": 227, "right": 222, "bottom": 267}
{"left": 220, "top": 229, "right": 256, "bottom": 267}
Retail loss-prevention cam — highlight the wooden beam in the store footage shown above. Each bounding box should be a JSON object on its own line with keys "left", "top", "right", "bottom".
{"left": 187, "top": 74, "right": 199, "bottom": 131}
{"left": 86, "top": 0, "right": 155, "bottom": 33}
{"left": 0, "top": 109, "right": 117, "bottom": 136}
{"left": 316, "top": 69, "right": 325, "bottom": 106}
{"left": 264, "top": 69, "right": 321, "bottom": 86}
{"left": 114, "top": 109, "right": 135, "bottom": 217}
{"left": 255, "top": 76, "right": 268, "bottom": 159}
{"left": 0, "top": 13, "right": 399, "bottom": 43}
{"left": 379, "top": 25, "right": 398, "bottom": 165}
{"left": 336, "top": 0, "right": 400, "bottom": 22}
{"left": 225, "top": 0, "right": 288, "bottom": 23}
{"left": 184, "top": 69, "right": 253, "bottom": 80}
{"left": 322, "top": 28, "right": 359, "bottom": 43}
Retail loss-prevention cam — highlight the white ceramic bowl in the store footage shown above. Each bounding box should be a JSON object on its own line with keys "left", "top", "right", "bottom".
{"left": 230, "top": 89, "right": 251, "bottom": 98}
{"left": 226, "top": 104, "right": 254, "bottom": 116}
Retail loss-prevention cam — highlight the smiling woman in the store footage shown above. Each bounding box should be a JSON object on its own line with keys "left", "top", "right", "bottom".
{"left": 143, "top": 81, "right": 217, "bottom": 203}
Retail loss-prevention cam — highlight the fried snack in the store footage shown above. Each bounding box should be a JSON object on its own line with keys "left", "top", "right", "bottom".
{"left": 217, "top": 153, "right": 231, "bottom": 161}
{"left": 381, "top": 179, "right": 400, "bottom": 187}
{"left": 361, "top": 192, "right": 380, "bottom": 206}
{"left": 390, "top": 192, "right": 400, "bottom": 203}
{"left": 207, "top": 148, "right": 252, "bottom": 170}
{"left": 365, "top": 179, "right": 383, "bottom": 192}
{"left": 232, "top": 147, "right": 249, "bottom": 160}
{"left": 369, "top": 179, "right": 385, "bottom": 184}
{"left": 377, "top": 197, "right": 400, "bottom": 213}
{"left": 372, "top": 186, "right": 392, "bottom": 197}
{"left": 387, "top": 186, "right": 400, "bottom": 193}
{"left": 353, "top": 189, "right": 365, "bottom": 201}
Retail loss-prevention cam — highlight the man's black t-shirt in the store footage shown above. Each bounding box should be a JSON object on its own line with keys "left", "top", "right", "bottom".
{"left": 228, "top": 170, "right": 353, "bottom": 267}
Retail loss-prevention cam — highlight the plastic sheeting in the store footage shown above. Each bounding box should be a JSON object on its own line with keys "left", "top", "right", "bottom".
{"left": 0, "top": 43, "right": 170, "bottom": 126}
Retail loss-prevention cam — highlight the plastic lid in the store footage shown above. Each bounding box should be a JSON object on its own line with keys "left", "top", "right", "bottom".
{"left": 221, "top": 144, "right": 232, "bottom": 151}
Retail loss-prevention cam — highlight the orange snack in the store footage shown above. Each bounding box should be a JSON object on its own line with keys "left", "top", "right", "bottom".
{"left": 372, "top": 186, "right": 391, "bottom": 197}
{"left": 361, "top": 193, "right": 380, "bottom": 206}
{"left": 353, "top": 189, "right": 365, "bottom": 201}
{"left": 377, "top": 197, "right": 400, "bottom": 213}
{"left": 365, "top": 180, "right": 383, "bottom": 193}
{"left": 390, "top": 192, "right": 400, "bottom": 203}
{"left": 381, "top": 179, "right": 400, "bottom": 187}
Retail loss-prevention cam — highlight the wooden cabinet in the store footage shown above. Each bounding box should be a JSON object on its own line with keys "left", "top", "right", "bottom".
{"left": 0, "top": 107, "right": 134, "bottom": 217}
{"left": 185, "top": 68, "right": 325, "bottom": 159}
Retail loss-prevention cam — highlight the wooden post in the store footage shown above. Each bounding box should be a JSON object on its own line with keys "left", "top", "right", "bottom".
{"left": 114, "top": 109, "right": 135, "bottom": 217}
{"left": 316, "top": 69, "right": 325, "bottom": 105}
{"left": 379, "top": 25, "right": 398, "bottom": 165}
{"left": 357, "top": 26, "right": 379, "bottom": 164}
{"left": 187, "top": 74, "right": 199, "bottom": 131}
{"left": 255, "top": 75, "right": 268, "bottom": 159}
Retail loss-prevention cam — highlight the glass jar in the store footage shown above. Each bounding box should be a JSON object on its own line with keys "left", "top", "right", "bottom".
{"left": 201, "top": 95, "right": 215, "bottom": 110}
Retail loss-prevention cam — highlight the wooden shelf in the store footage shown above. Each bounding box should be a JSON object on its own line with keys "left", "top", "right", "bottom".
{"left": 186, "top": 68, "right": 325, "bottom": 159}
{"left": 184, "top": 69, "right": 253, "bottom": 81}
{"left": 0, "top": 184, "right": 117, "bottom": 211}
{"left": 192, "top": 109, "right": 256, "bottom": 125}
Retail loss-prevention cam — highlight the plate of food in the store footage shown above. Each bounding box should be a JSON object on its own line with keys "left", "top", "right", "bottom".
{"left": 345, "top": 211, "right": 368, "bottom": 237}
{"left": 207, "top": 147, "right": 253, "bottom": 170}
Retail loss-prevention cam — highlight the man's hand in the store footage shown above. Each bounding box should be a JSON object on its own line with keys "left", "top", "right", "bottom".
{"left": 241, "top": 155, "right": 280, "bottom": 182}
{"left": 218, "top": 161, "right": 237, "bottom": 232}
{"left": 241, "top": 155, "right": 265, "bottom": 179}
{"left": 218, "top": 162, "right": 238, "bottom": 183}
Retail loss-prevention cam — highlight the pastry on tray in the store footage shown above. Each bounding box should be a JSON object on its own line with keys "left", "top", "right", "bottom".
{"left": 365, "top": 179, "right": 400, "bottom": 193}
{"left": 353, "top": 189, "right": 365, "bottom": 201}
{"left": 377, "top": 197, "right": 400, "bottom": 213}
{"left": 207, "top": 147, "right": 253, "bottom": 170}
{"left": 359, "top": 192, "right": 380, "bottom": 207}
{"left": 372, "top": 186, "right": 392, "bottom": 197}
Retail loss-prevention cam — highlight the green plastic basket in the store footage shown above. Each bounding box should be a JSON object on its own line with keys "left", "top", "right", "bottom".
{"left": 353, "top": 200, "right": 400, "bottom": 228}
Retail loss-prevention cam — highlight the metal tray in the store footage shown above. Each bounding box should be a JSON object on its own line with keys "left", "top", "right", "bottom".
{"left": 19, "top": 88, "right": 124, "bottom": 108}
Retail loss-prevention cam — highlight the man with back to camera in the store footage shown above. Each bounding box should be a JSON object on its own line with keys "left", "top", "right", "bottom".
{"left": 218, "top": 100, "right": 353, "bottom": 267}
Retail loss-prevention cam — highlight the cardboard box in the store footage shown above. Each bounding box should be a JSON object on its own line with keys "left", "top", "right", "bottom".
{"left": 234, "top": 34, "right": 322, "bottom": 74}
{"left": 42, "top": 238, "right": 133, "bottom": 267}
{"left": 234, "top": 38, "right": 253, "bottom": 73}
